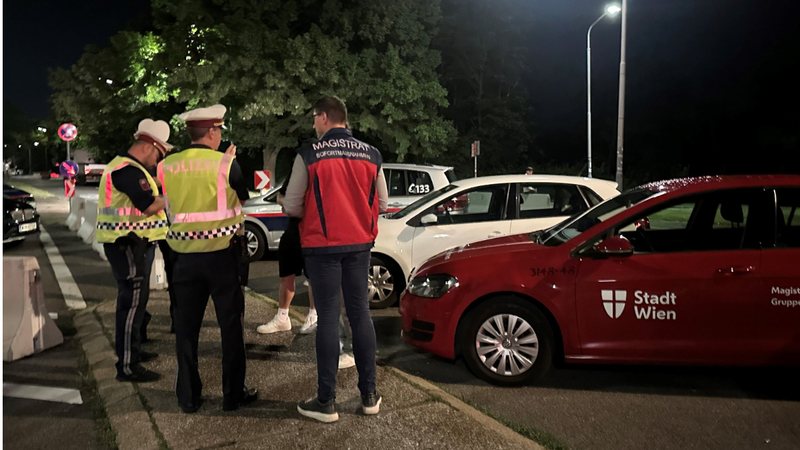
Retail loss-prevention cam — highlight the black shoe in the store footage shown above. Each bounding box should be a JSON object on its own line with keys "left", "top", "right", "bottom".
{"left": 361, "top": 392, "right": 381, "bottom": 415}
{"left": 222, "top": 387, "right": 258, "bottom": 411}
{"left": 116, "top": 365, "right": 161, "bottom": 383}
{"left": 180, "top": 398, "right": 203, "bottom": 414}
{"left": 139, "top": 351, "right": 159, "bottom": 362}
{"left": 297, "top": 397, "right": 338, "bottom": 423}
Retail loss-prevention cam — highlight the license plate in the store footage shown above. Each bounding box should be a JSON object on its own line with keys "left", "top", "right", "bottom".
{"left": 19, "top": 223, "right": 37, "bottom": 233}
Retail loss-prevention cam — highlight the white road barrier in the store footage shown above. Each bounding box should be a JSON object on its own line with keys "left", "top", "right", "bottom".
{"left": 77, "top": 196, "right": 98, "bottom": 244}
{"left": 65, "top": 196, "right": 85, "bottom": 231}
{"left": 3, "top": 256, "right": 64, "bottom": 361}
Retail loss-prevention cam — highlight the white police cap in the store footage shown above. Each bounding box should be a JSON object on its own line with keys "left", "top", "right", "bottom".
{"left": 179, "top": 104, "right": 227, "bottom": 128}
{"left": 133, "top": 118, "right": 173, "bottom": 153}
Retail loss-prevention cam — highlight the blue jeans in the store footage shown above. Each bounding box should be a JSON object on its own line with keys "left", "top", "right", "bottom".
{"left": 304, "top": 250, "right": 376, "bottom": 402}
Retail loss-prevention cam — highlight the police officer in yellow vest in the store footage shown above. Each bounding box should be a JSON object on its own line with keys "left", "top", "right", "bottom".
{"left": 97, "top": 119, "right": 172, "bottom": 383}
{"left": 158, "top": 104, "right": 257, "bottom": 414}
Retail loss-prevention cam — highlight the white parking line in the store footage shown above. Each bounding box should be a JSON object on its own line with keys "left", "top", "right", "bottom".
{"left": 39, "top": 224, "right": 87, "bottom": 310}
{"left": 3, "top": 382, "right": 83, "bottom": 405}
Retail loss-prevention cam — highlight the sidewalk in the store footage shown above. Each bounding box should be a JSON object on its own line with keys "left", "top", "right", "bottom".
{"left": 75, "top": 288, "right": 540, "bottom": 449}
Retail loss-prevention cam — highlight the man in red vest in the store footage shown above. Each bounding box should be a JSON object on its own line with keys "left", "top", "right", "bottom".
{"left": 284, "top": 96, "right": 388, "bottom": 423}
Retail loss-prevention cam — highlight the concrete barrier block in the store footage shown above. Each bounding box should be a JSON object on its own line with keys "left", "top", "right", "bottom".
{"left": 92, "top": 237, "right": 107, "bottom": 261}
{"left": 3, "top": 256, "right": 64, "bottom": 361}
{"left": 65, "top": 196, "right": 85, "bottom": 231}
{"left": 78, "top": 198, "right": 99, "bottom": 244}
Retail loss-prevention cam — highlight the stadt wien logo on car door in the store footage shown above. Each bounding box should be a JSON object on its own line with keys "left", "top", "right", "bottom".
{"left": 601, "top": 289, "right": 626, "bottom": 319}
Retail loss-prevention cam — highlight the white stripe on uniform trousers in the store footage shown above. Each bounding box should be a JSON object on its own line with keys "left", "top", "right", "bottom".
{"left": 123, "top": 246, "right": 142, "bottom": 375}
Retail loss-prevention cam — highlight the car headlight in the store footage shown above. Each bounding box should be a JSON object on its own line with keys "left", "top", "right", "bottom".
{"left": 10, "top": 209, "right": 24, "bottom": 221}
{"left": 407, "top": 274, "right": 459, "bottom": 298}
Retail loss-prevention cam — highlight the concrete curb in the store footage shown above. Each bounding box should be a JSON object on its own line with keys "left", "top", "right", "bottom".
{"left": 388, "top": 368, "right": 542, "bottom": 450}
{"left": 245, "top": 288, "right": 541, "bottom": 449}
{"left": 74, "top": 305, "right": 161, "bottom": 450}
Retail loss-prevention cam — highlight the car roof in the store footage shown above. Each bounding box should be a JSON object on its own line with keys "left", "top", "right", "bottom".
{"left": 382, "top": 163, "right": 453, "bottom": 171}
{"left": 450, "top": 174, "right": 618, "bottom": 190}
{"left": 637, "top": 175, "right": 800, "bottom": 196}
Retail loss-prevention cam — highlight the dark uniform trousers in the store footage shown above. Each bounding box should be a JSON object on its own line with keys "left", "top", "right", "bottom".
{"left": 104, "top": 241, "right": 156, "bottom": 376}
{"left": 172, "top": 244, "right": 246, "bottom": 406}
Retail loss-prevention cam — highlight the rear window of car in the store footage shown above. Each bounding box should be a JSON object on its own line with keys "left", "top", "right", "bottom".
{"left": 579, "top": 186, "right": 604, "bottom": 207}
{"left": 386, "top": 168, "right": 437, "bottom": 196}
{"left": 445, "top": 169, "right": 458, "bottom": 183}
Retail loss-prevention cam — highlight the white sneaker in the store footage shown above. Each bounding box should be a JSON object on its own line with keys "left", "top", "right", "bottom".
{"left": 256, "top": 315, "right": 291, "bottom": 334}
{"left": 299, "top": 313, "right": 318, "bottom": 334}
{"left": 338, "top": 352, "right": 356, "bottom": 370}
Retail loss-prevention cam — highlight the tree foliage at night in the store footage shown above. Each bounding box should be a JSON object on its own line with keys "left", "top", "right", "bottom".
{"left": 49, "top": 0, "right": 456, "bottom": 173}
{"left": 435, "top": 0, "right": 539, "bottom": 176}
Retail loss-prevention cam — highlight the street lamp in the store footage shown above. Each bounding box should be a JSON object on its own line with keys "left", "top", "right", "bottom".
{"left": 586, "top": 3, "right": 621, "bottom": 178}
{"left": 615, "top": 0, "right": 628, "bottom": 189}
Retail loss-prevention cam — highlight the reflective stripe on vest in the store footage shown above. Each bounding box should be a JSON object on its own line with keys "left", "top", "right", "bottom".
{"left": 95, "top": 156, "right": 168, "bottom": 243}
{"left": 161, "top": 148, "right": 243, "bottom": 253}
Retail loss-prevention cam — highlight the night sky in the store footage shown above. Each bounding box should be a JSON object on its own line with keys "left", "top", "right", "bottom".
{"left": 3, "top": 0, "right": 799, "bottom": 174}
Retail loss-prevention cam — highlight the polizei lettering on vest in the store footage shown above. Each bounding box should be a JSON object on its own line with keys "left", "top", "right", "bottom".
{"left": 633, "top": 290, "right": 677, "bottom": 320}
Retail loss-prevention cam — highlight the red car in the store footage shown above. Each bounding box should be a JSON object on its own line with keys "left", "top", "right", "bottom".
{"left": 400, "top": 175, "right": 800, "bottom": 385}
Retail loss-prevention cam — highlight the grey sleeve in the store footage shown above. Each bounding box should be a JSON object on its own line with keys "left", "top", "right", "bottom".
{"left": 283, "top": 155, "right": 308, "bottom": 218}
{"left": 377, "top": 167, "right": 389, "bottom": 213}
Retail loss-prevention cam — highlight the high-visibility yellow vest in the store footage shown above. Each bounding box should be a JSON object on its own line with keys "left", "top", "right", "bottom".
{"left": 158, "top": 147, "right": 243, "bottom": 253}
{"left": 96, "top": 156, "right": 168, "bottom": 243}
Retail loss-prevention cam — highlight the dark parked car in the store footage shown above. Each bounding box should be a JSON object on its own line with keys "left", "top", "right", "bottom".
{"left": 3, "top": 185, "right": 40, "bottom": 246}
{"left": 3, "top": 183, "right": 35, "bottom": 208}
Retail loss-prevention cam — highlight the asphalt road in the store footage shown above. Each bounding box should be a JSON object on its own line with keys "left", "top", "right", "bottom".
{"left": 6, "top": 175, "right": 800, "bottom": 450}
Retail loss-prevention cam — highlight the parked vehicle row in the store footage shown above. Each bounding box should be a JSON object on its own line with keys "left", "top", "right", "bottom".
{"left": 399, "top": 175, "right": 800, "bottom": 385}
{"left": 368, "top": 174, "right": 620, "bottom": 308}
{"left": 243, "top": 163, "right": 456, "bottom": 262}
{"left": 3, "top": 183, "right": 40, "bottom": 246}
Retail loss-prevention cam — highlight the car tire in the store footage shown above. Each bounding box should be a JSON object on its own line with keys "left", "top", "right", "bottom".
{"left": 244, "top": 222, "right": 266, "bottom": 262}
{"left": 461, "top": 298, "right": 554, "bottom": 386}
{"left": 368, "top": 255, "right": 403, "bottom": 309}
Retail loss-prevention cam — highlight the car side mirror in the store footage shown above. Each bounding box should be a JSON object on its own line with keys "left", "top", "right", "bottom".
{"left": 420, "top": 213, "right": 438, "bottom": 225}
{"left": 593, "top": 235, "right": 633, "bottom": 256}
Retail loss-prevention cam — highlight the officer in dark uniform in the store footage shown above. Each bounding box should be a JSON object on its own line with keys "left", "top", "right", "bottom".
{"left": 96, "top": 119, "right": 173, "bottom": 383}
{"left": 159, "top": 104, "right": 257, "bottom": 413}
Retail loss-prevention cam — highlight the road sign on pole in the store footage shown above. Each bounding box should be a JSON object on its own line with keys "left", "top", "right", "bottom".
{"left": 254, "top": 170, "right": 271, "bottom": 190}
{"left": 471, "top": 140, "right": 480, "bottom": 177}
{"left": 470, "top": 140, "right": 481, "bottom": 157}
{"left": 58, "top": 123, "right": 78, "bottom": 161}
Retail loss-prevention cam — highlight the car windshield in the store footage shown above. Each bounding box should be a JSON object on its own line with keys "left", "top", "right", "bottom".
{"left": 391, "top": 184, "right": 460, "bottom": 219}
{"left": 536, "top": 188, "right": 658, "bottom": 246}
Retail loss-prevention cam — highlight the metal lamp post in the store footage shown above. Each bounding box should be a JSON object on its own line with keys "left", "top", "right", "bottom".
{"left": 615, "top": 0, "right": 628, "bottom": 189}
{"left": 586, "top": 3, "right": 621, "bottom": 178}
{"left": 33, "top": 142, "right": 40, "bottom": 172}
{"left": 36, "top": 128, "right": 48, "bottom": 170}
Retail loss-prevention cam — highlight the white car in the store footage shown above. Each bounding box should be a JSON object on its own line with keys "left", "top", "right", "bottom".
{"left": 368, "top": 174, "right": 620, "bottom": 308}
{"left": 243, "top": 163, "right": 457, "bottom": 261}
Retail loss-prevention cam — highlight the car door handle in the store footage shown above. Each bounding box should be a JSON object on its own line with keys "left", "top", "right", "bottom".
{"left": 716, "top": 265, "right": 755, "bottom": 275}
{"left": 487, "top": 231, "right": 503, "bottom": 238}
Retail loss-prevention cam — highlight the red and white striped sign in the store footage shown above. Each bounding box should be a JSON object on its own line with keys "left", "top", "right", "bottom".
{"left": 254, "top": 170, "right": 271, "bottom": 190}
